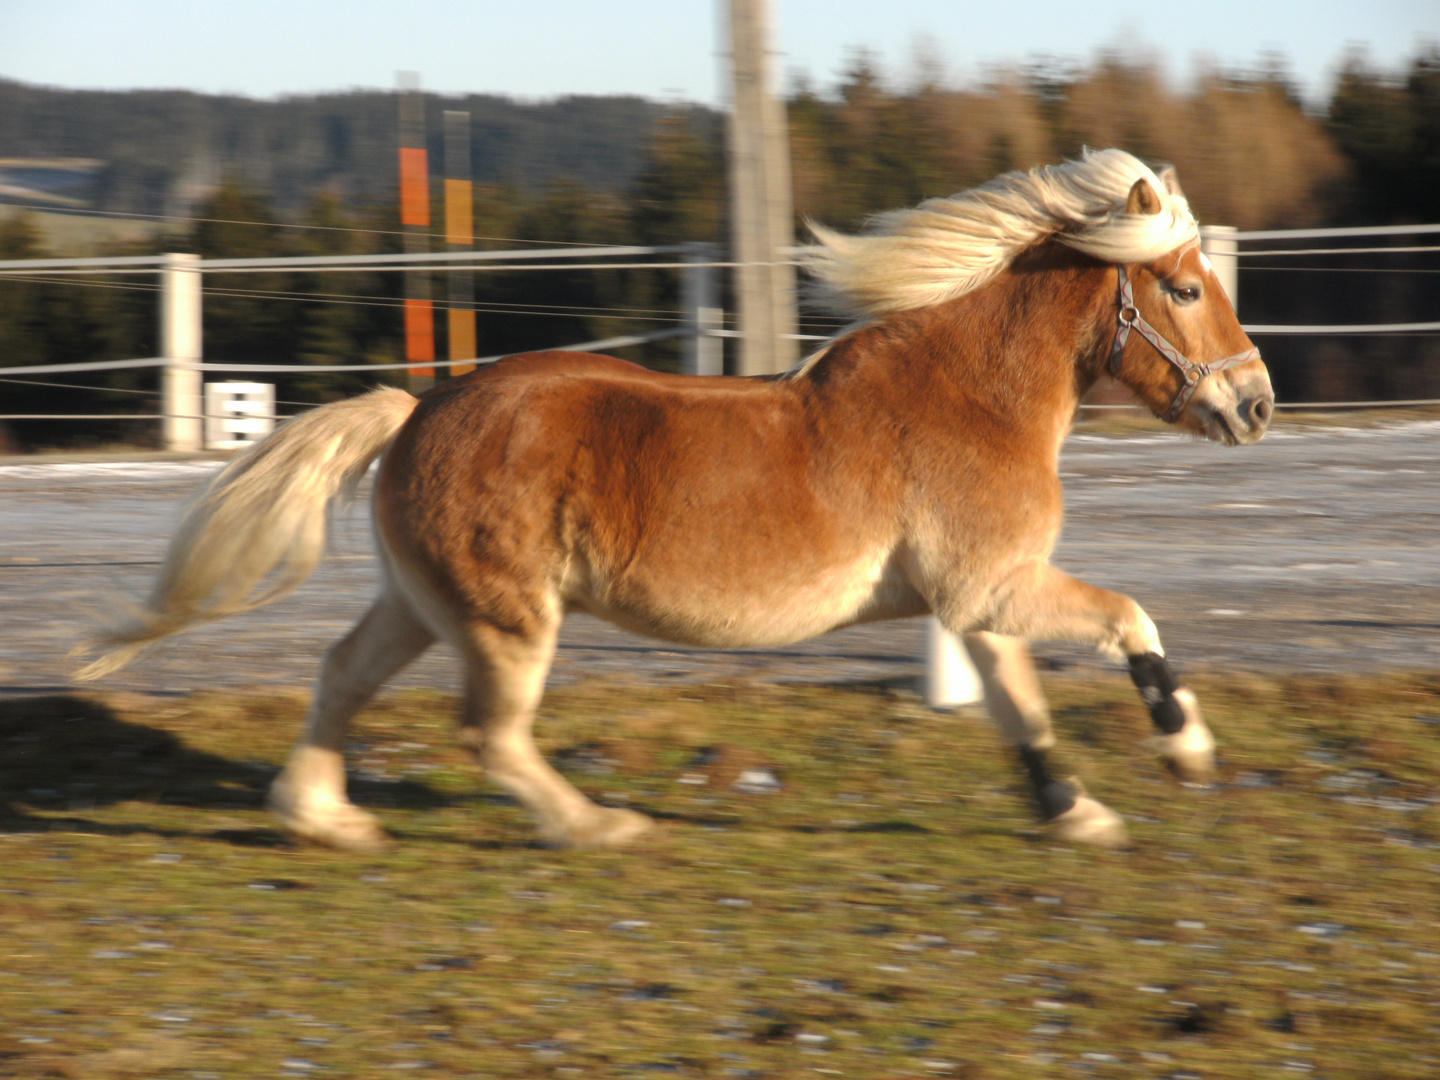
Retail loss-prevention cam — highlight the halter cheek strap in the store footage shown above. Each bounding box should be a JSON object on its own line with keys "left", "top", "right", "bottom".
{"left": 1108, "top": 265, "right": 1261, "bottom": 423}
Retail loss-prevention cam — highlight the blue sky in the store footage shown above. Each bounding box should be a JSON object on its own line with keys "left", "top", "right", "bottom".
{"left": 1, "top": 0, "right": 1435, "bottom": 108}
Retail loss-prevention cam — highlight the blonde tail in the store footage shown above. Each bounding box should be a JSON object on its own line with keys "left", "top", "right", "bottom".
{"left": 74, "top": 386, "right": 419, "bottom": 680}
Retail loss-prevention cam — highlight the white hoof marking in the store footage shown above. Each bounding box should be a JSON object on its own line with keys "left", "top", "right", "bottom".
{"left": 544, "top": 807, "right": 654, "bottom": 850}
{"left": 1050, "top": 792, "right": 1130, "bottom": 849}
{"left": 269, "top": 747, "right": 389, "bottom": 851}
{"left": 1145, "top": 689, "right": 1216, "bottom": 783}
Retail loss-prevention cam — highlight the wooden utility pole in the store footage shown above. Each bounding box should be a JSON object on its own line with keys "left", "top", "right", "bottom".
{"left": 444, "top": 110, "right": 477, "bottom": 376}
{"left": 397, "top": 72, "right": 434, "bottom": 393}
{"left": 726, "top": 0, "right": 798, "bottom": 375}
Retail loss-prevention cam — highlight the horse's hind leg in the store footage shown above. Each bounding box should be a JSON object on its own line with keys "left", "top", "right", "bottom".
{"left": 269, "top": 588, "right": 435, "bottom": 850}
{"left": 976, "top": 563, "right": 1215, "bottom": 784}
{"left": 963, "top": 632, "right": 1129, "bottom": 848}
{"left": 459, "top": 619, "right": 652, "bottom": 849}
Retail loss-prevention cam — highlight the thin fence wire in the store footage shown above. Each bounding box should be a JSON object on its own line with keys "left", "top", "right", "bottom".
{"left": 0, "top": 357, "right": 168, "bottom": 376}
{"left": 12, "top": 373, "right": 1436, "bottom": 415}
{"left": 190, "top": 328, "right": 687, "bottom": 373}
{"left": 1079, "top": 398, "right": 1440, "bottom": 412}
{"left": 1245, "top": 321, "right": 1440, "bottom": 335}
{"left": 0, "top": 273, "right": 830, "bottom": 333}
{"left": 1234, "top": 244, "right": 1440, "bottom": 258}
{"left": 21, "top": 399, "right": 1440, "bottom": 422}
{"left": 200, "top": 260, "right": 732, "bottom": 275}
{"left": 0, "top": 274, "right": 698, "bottom": 320}
{"left": 1228, "top": 223, "right": 1440, "bottom": 241}
{"left": 0, "top": 259, "right": 734, "bottom": 278}
{"left": 9, "top": 205, "right": 1433, "bottom": 249}
{"left": 1272, "top": 398, "right": 1440, "bottom": 409}
{"left": 1, "top": 376, "right": 158, "bottom": 394}
{"left": 0, "top": 375, "right": 319, "bottom": 411}
{"left": 0, "top": 201, "right": 628, "bottom": 247}
{"left": 7, "top": 258, "right": 1438, "bottom": 283}
{"left": 1245, "top": 266, "right": 1440, "bottom": 274}
{"left": 0, "top": 414, "right": 163, "bottom": 421}
{"left": 0, "top": 326, "right": 686, "bottom": 380}
{"left": 0, "top": 244, "right": 693, "bottom": 274}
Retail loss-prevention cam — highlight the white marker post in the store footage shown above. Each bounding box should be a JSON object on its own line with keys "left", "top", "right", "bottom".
{"left": 204, "top": 381, "right": 275, "bottom": 450}
{"left": 924, "top": 617, "right": 983, "bottom": 708}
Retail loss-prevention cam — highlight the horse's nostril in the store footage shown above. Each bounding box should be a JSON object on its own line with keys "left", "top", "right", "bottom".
{"left": 1251, "top": 397, "right": 1274, "bottom": 426}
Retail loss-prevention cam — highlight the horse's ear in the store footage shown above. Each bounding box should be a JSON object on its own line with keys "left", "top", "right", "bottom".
{"left": 1125, "top": 177, "right": 1163, "bottom": 216}
{"left": 1154, "top": 165, "right": 1183, "bottom": 196}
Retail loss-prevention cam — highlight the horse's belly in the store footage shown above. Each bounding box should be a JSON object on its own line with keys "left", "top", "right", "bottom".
{"left": 568, "top": 547, "right": 925, "bottom": 648}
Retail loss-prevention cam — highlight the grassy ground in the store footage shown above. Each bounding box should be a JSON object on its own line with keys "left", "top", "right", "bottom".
{"left": 2, "top": 672, "right": 1439, "bottom": 1078}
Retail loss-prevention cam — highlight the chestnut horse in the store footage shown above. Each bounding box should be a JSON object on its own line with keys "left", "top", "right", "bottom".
{"left": 78, "top": 150, "right": 1273, "bottom": 850}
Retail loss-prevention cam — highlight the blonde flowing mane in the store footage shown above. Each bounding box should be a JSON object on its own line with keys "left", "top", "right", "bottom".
{"left": 801, "top": 148, "right": 1199, "bottom": 319}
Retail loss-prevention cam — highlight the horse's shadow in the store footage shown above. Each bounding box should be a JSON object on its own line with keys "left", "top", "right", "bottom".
{"left": 0, "top": 694, "right": 452, "bottom": 845}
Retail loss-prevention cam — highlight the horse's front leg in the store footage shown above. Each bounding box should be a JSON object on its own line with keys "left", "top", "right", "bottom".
{"left": 965, "top": 563, "right": 1216, "bottom": 784}
{"left": 962, "top": 631, "right": 1129, "bottom": 848}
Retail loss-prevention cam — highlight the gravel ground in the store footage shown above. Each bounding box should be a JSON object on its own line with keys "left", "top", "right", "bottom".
{"left": 2, "top": 419, "right": 1438, "bottom": 699}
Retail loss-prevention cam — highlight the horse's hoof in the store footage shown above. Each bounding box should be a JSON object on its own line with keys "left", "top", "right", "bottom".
{"left": 269, "top": 789, "right": 390, "bottom": 852}
{"left": 547, "top": 807, "right": 654, "bottom": 850}
{"left": 1145, "top": 690, "right": 1216, "bottom": 784}
{"left": 1050, "top": 792, "right": 1131, "bottom": 849}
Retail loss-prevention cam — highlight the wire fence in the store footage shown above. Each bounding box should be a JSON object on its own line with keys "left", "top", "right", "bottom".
{"left": 2, "top": 222, "right": 1438, "bottom": 438}
{"left": 0, "top": 199, "right": 634, "bottom": 247}
{"left": 0, "top": 328, "right": 688, "bottom": 379}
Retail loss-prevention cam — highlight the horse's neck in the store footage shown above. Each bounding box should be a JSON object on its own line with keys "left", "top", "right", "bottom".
{"left": 897, "top": 255, "right": 1112, "bottom": 452}
{"left": 792, "top": 248, "right": 1112, "bottom": 468}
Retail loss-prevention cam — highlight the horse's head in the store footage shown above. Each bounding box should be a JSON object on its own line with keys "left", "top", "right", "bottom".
{"left": 1106, "top": 178, "right": 1274, "bottom": 446}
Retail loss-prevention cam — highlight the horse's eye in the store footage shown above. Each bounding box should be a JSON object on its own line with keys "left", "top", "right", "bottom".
{"left": 1172, "top": 285, "right": 1201, "bottom": 304}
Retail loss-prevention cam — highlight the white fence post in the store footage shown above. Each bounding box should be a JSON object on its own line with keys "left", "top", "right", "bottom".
{"left": 924, "top": 617, "right": 983, "bottom": 709}
{"left": 1200, "top": 225, "right": 1239, "bottom": 312}
{"left": 682, "top": 242, "right": 724, "bottom": 376}
{"left": 161, "top": 251, "right": 203, "bottom": 452}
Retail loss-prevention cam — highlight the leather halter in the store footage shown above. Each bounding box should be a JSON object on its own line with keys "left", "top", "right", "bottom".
{"left": 1108, "top": 263, "right": 1261, "bottom": 423}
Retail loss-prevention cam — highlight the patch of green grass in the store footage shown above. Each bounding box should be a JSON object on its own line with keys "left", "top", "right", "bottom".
{"left": 2, "top": 672, "right": 1439, "bottom": 1078}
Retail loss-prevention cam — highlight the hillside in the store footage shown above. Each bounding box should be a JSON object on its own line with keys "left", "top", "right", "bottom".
{"left": 0, "top": 80, "right": 715, "bottom": 216}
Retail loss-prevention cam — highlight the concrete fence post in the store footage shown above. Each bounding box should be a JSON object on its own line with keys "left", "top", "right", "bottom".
{"left": 161, "top": 251, "right": 203, "bottom": 452}
{"left": 682, "top": 242, "right": 723, "bottom": 376}
{"left": 1200, "top": 225, "right": 1239, "bottom": 313}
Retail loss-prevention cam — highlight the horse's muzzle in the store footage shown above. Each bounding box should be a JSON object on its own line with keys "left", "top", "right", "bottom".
{"left": 1192, "top": 363, "right": 1274, "bottom": 445}
{"left": 1241, "top": 391, "right": 1274, "bottom": 439}
{"left": 1226, "top": 380, "right": 1274, "bottom": 445}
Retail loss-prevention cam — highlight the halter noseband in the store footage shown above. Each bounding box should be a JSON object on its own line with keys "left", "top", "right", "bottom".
{"left": 1108, "top": 263, "right": 1261, "bottom": 423}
